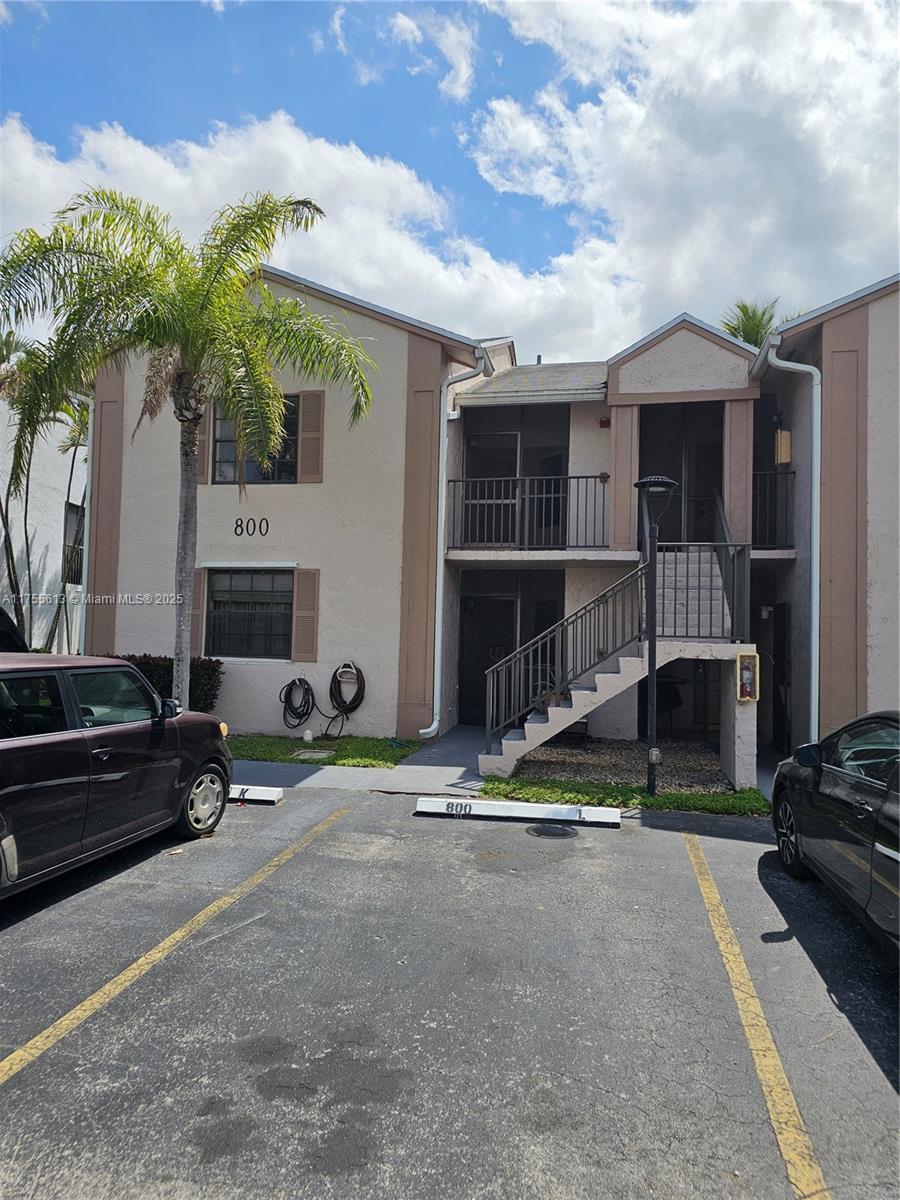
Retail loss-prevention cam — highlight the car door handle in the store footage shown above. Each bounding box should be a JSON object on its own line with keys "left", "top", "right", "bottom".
{"left": 92, "top": 747, "right": 113, "bottom": 762}
{"left": 854, "top": 800, "right": 873, "bottom": 817}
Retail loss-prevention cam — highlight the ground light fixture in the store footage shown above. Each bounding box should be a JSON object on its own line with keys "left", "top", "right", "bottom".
{"left": 634, "top": 475, "right": 678, "bottom": 796}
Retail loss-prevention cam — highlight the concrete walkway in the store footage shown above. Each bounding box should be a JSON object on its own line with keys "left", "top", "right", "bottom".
{"left": 232, "top": 725, "right": 485, "bottom": 797}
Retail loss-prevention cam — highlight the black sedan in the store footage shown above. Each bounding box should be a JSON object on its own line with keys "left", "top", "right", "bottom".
{"left": 772, "top": 710, "right": 899, "bottom": 949}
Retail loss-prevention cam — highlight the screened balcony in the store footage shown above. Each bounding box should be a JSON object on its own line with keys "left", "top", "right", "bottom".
{"left": 447, "top": 474, "right": 609, "bottom": 551}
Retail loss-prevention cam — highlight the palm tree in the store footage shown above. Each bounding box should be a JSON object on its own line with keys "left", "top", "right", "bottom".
{"left": 0, "top": 189, "right": 373, "bottom": 701}
{"left": 721, "top": 298, "right": 779, "bottom": 347}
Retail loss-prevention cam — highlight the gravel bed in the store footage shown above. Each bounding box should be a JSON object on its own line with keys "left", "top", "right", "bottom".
{"left": 516, "top": 737, "right": 733, "bottom": 793}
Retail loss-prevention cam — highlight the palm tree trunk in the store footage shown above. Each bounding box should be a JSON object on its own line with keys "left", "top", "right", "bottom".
{"left": 0, "top": 483, "right": 25, "bottom": 632}
{"left": 22, "top": 436, "right": 35, "bottom": 645}
{"left": 42, "top": 442, "right": 78, "bottom": 652}
{"left": 173, "top": 413, "right": 201, "bottom": 705}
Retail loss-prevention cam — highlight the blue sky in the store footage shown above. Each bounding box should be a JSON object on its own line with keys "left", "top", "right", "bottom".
{"left": 1, "top": 1, "right": 895, "bottom": 361}
{"left": 2, "top": 2, "right": 581, "bottom": 270}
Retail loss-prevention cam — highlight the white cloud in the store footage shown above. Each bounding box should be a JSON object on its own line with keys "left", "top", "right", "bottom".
{"left": 389, "top": 8, "right": 478, "bottom": 102}
{"left": 0, "top": 3, "right": 11, "bottom": 27}
{"left": 390, "top": 12, "right": 422, "bottom": 46}
{"left": 0, "top": 112, "right": 646, "bottom": 361}
{"left": 309, "top": 29, "right": 324, "bottom": 54}
{"left": 200, "top": 0, "right": 225, "bottom": 12}
{"left": 354, "top": 61, "right": 381, "bottom": 86}
{"left": 330, "top": 5, "right": 347, "bottom": 55}
{"left": 471, "top": 0, "right": 898, "bottom": 330}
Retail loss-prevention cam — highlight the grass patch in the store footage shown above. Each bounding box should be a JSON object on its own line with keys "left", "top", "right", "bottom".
{"left": 482, "top": 775, "right": 770, "bottom": 817}
{"left": 227, "top": 733, "right": 417, "bottom": 769}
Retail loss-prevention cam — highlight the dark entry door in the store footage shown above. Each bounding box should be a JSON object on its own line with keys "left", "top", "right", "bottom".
{"left": 458, "top": 596, "right": 517, "bottom": 725}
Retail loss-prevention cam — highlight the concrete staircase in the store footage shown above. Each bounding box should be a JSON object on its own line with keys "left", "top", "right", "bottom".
{"left": 478, "top": 548, "right": 736, "bottom": 779}
{"left": 657, "top": 549, "right": 731, "bottom": 639}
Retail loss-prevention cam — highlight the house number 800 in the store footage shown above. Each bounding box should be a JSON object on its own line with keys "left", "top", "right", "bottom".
{"left": 234, "top": 518, "right": 269, "bottom": 537}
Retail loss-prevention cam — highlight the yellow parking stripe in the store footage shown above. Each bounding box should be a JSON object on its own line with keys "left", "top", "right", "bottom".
{"left": 0, "top": 807, "right": 350, "bottom": 1088}
{"left": 684, "top": 833, "right": 831, "bottom": 1200}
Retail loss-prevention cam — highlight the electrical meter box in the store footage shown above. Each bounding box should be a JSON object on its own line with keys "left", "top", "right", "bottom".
{"left": 737, "top": 652, "right": 760, "bottom": 702}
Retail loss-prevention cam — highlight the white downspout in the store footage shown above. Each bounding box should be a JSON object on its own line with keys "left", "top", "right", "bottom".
{"left": 766, "top": 343, "right": 821, "bottom": 742}
{"left": 419, "top": 348, "right": 490, "bottom": 738}
{"left": 78, "top": 394, "right": 95, "bottom": 655}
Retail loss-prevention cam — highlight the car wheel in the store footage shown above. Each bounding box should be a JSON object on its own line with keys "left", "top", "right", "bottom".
{"left": 176, "top": 765, "right": 227, "bottom": 839}
{"left": 774, "top": 791, "right": 811, "bottom": 879}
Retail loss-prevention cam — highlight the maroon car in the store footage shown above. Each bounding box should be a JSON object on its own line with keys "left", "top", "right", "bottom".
{"left": 0, "top": 654, "right": 232, "bottom": 897}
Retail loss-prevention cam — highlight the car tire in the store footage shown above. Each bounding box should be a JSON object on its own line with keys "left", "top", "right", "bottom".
{"left": 175, "top": 764, "right": 228, "bottom": 839}
{"left": 773, "top": 790, "right": 811, "bottom": 879}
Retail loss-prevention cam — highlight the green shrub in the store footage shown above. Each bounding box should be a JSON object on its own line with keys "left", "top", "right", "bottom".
{"left": 121, "top": 654, "right": 224, "bottom": 713}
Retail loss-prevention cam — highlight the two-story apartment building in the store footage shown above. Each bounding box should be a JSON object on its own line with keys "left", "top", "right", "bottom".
{"left": 81, "top": 268, "right": 899, "bottom": 789}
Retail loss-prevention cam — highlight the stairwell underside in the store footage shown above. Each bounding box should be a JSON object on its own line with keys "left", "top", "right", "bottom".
{"left": 478, "top": 638, "right": 754, "bottom": 779}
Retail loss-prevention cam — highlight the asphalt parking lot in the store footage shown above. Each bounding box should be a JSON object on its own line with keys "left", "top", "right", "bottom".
{"left": 0, "top": 789, "right": 897, "bottom": 1200}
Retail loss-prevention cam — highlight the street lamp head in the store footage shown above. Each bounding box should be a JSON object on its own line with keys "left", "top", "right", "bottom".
{"left": 634, "top": 475, "right": 678, "bottom": 495}
{"left": 634, "top": 475, "right": 678, "bottom": 526}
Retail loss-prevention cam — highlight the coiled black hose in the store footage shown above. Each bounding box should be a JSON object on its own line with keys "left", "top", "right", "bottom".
{"left": 280, "top": 664, "right": 366, "bottom": 736}
{"left": 279, "top": 677, "right": 315, "bottom": 729}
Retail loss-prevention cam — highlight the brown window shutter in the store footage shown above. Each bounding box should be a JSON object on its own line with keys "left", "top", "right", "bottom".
{"left": 298, "top": 391, "right": 324, "bottom": 483}
{"left": 291, "top": 568, "right": 319, "bottom": 662}
{"left": 196, "top": 405, "right": 212, "bottom": 485}
{"left": 190, "top": 568, "right": 206, "bottom": 657}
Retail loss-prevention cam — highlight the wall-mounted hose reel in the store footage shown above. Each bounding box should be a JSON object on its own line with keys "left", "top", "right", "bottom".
{"left": 279, "top": 662, "right": 366, "bottom": 736}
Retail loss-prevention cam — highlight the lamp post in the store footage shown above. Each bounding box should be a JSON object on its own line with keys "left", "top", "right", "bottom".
{"left": 634, "top": 475, "right": 677, "bottom": 796}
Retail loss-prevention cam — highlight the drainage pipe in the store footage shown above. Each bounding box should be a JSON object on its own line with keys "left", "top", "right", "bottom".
{"left": 766, "top": 342, "right": 821, "bottom": 742}
{"left": 419, "top": 347, "right": 490, "bottom": 737}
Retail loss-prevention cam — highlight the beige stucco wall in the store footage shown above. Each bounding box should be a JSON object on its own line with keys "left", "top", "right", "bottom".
{"left": 618, "top": 329, "right": 750, "bottom": 393}
{"left": 866, "top": 290, "right": 900, "bottom": 712}
{"left": 113, "top": 287, "right": 412, "bottom": 737}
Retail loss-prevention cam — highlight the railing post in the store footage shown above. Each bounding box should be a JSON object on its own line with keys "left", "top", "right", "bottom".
{"left": 485, "top": 670, "right": 493, "bottom": 754}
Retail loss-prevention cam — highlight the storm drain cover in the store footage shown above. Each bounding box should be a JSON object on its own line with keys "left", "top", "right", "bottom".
{"left": 526, "top": 824, "right": 578, "bottom": 839}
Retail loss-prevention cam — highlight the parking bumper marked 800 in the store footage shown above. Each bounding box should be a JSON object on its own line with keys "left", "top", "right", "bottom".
{"left": 684, "top": 833, "right": 831, "bottom": 1200}
{"left": 0, "top": 807, "right": 351, "bottom": 1089}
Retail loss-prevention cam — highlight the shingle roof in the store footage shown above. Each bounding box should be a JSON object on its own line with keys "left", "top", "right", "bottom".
{"left": 459, "top": 361, "right": 606, "bottom": 404}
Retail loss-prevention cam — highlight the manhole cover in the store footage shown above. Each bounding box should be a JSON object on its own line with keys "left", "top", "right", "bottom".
{"left": 526, "top": 823, "right": 578, "bottom": 839}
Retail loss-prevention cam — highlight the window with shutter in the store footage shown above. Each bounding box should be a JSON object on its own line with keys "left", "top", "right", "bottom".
{"left": 291, "top": 568, "right": 319, "bottom": 661}
{"left": 299, "top": 392, "right": 325, "bottom": 483}
{"left": 190, "top": 569, "right": 206, "bottom": 656}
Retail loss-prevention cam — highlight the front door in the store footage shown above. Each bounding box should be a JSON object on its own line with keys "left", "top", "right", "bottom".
{"left": 463, "top": 431, "right": 519, "bottom": 547}
{"left": 0, "top": 669, "right": 90, "bottom": 879}
{"left": 67, "top": 667, "right": 181, "bottom": 852}
{"left": 683, "top": 425, "right": 722, "bottom": 541}
{"left": 458, "top": 595, "right": 518, "bottom": 725}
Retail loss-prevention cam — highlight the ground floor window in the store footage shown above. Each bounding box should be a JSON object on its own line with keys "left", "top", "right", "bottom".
{"left": 205, "top": 570, "right": 293, "bottom": 659}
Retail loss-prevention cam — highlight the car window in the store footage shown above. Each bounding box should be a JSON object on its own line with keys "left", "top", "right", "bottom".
{"left": 0, "top": 672, "right": 69, "bottom": 739}
{"left": 69, "top": 669, "right": 155, "bottom": 728}
{"left": 828, "top": 720, "right": 899, "bottom": 786}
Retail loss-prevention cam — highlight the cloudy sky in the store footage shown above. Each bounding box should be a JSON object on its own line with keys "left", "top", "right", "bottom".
{"left": 0, "top": 0, "right": 897, "bottom": 361}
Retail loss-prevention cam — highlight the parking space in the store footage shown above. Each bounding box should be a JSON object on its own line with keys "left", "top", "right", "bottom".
{"left": 1, "top": 791, "right": 896, "bottom": 1200}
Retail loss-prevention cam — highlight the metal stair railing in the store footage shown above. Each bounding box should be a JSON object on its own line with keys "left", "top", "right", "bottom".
{"left": 484, "top": 564, "right": 647, "bottom": 753}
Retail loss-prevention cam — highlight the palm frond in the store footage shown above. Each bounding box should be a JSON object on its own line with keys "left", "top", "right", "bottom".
{"left": 246, "top": 291, "right": 374, "bottom": 425}
{"left": 205, "top": 325, "right": 285, "bottom": 489}
{"left": 721, "top": 298, "right": 779, "bottom": 347}
{"left": 197, "top": 193, "right": 324, "bottom": 312}
{"left": 57, "top": 188, "right": 185, "bottom": 263}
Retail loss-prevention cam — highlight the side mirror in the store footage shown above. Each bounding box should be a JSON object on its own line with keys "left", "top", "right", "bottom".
{"left": 794, "top": 742, "right": 822, "bottom": 769}
{"left": 160, "top": 698, "right": 182, "bottom": 720}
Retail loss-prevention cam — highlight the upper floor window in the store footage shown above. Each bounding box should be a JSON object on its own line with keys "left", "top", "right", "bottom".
{"left": 213, "top": 395, "right": 300, "bottom": 484}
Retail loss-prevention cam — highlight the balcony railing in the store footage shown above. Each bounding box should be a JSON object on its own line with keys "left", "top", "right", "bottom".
{"left": 753, "top": 471, "right": 795, "bottom": 549}
{"left": 447, "top": 475, "right": 608, "bottom": 551}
